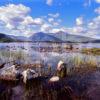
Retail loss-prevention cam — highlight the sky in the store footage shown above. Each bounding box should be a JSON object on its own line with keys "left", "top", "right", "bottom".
{"left": 0, "top": 0, "right": 100, "bottom": 38}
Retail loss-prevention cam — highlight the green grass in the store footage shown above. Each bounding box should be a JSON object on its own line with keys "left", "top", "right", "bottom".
{"left": 0, "top": 50, "right": 28, "bottom": 63}
{"left": 82, "top": 48, "right": 100, "bottom": 55}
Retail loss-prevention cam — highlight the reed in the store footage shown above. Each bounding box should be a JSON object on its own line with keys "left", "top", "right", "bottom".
{"left": 82, "top": 48, "right": 100, "bottom": 55}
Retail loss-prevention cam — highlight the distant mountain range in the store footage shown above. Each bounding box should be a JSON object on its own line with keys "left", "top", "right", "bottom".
{"left": 0, "top": 32, "right": 100, "bottom": 43}
{"left": 29, "top": 32, "right": 61, "bottom": 42}
{"left": 0, "top": 33, "right": 30, "bottom": 42}
{"left": 29, "top": 32, "right": 100, "bottom": 43}
{"left": 0, "top": 33, "right": 15, "bottom": 42}
{"left": 49, "top": 31, "right": 97, "bottom": 43}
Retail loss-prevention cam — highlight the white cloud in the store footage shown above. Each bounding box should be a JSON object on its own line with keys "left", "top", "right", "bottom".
{"left": 22, "top": 17, "right": 44, "bottom": 27}
{"left": 48, "top": 18, "right": 60, "bottom": 26}
{"left": 22, "top": 16, "right": 34, "bottom": 25}
{"left": 0, "top": 4, "right": 30, "bottom": 30}
{"left": 86, "top": 16, "right": 100, "bottom": 38}
{"left": 95, "top": 0, "right": 100, "bottom": 3}
{"left": 95, "top": 7, "right": 100, "bottom": 14}
{"left": 0, "top": 4, "right": 62, "bottom": 36}
{"left": 46, "top": 0, "right": 53, "bottom": 6}
{"left": 69, "top": 12, "right": 100, "bottom": 38}
{"left": 33, "top": 18, "right": 44, "bottom": 25}
{"left": 52, "top": 22, "right": 59, "bottom": 26}
{"left": 48, "top": 18, "right": 54, "bottom": 23}
{"left": 6, "top": 23, "right": 15, "bottom": 29}
{"left": 51, "top": 10, "right": 99, "bottom": 38}
{"left": 76, "top": 17, "right": 83, "bottom": 26}
{"left": 40, "top": 23, "right": 52, "bottom": 33}
{"left": 51, "top": 28, "right": 60, "bottom": 33}
{"left": 51, "top": 27, "right": 67, "bottom": 33}
{"left": 48, "top": 13, "right": 60, "bottom": 18}
{"left": 0, "top": 4, "right": 44, "bottom": 36}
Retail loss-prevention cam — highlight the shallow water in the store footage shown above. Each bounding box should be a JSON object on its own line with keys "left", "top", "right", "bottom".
{"left": 0, "top": 42, "right": 100, "bottom": 67}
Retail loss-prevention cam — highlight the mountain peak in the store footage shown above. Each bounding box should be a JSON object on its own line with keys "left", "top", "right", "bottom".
{"left": 29, "top": 32, "right": 62, "bottom": 42}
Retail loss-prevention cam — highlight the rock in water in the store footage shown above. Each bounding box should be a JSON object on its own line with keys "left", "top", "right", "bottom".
{"left": 0, "top": 65, "right": 19, "bottom": 77}
{"left": 57, "top": 61, "right": 64, "bottom": 71}
{"left": 57, "top": 61, "right": 67, "bottom": 78}
{"left": 49, "top": 76, "right": 59, "bottom": 82}
{"left": 22, "top": 69, "right": 38, "bottom": 83}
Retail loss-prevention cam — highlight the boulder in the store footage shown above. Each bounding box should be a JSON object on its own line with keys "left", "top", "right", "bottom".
{"left": 22, "top": 69, "right": 38, "bottom": 83}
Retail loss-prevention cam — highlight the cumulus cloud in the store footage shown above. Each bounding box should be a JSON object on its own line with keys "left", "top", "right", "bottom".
{"left": 0, "top": 4, "right": 30, "bottom": 30}
{"left": 33, "top": 18, "right": 44, "bottom": 25}
{"left": 0, "top": 4, "right": 45, "bottom": 36}
{"left": 52, "top": 10, "right": 99, "bottom": 39}
{"left": 67, "top": 12, "right": 100, "bottom": 38}
{"left": 48, "top": 13, "right": 60, "bottom": 18}
{"left": 76, "top": 17, "right": 83, "bottom": 26}
{"left": 95, "top": 0, "right": 100, "bottom": 3}
{"left": 0, "top": 4, "right": 62, "bottom": 36}
{"left": 48, "top": 18, "right": 54, "bottom": 23}
{"left": 46, "top": 0, "right": 53, "bottom": 6}
{"left": 22, "top": 16, "right": 34, "bottom": 25}
{"left": 6, "top": 23, "right": 15, "bottom": 30}
{"left": 48, "top": 18, "right": 60, "bottom": 26}
{"left": 88, "top": 17, "right": 100, "bottom": 29}
{"left": 51, "top": 27, "right": 67, "bottom": 33}
{"left": 41, "top": 23, "right": 52, "bottom": 33}
{"left": 95, "top": 7, "right": 100, "bottom": 14}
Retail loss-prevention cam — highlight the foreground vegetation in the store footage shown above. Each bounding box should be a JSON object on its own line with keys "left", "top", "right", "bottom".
{"left": 0, "top": 63, "right": 100, "bottom": 100}
{"left": 0, "top": 47, "right": 100, "bottom": 100}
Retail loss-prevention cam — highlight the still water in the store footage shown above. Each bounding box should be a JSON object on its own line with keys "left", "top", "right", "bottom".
{"left": 0, "top": 42, "right": 100, "bottom": 67}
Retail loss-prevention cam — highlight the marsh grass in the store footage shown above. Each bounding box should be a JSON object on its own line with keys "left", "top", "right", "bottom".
{"left": 82, "top": 48, "right": 100, "bottom": 55}
{"left": 0, "top": 50, "right": 28, "bottom": 64}
{"left": 0, "top": 50, "right": 99, "bottom": 74}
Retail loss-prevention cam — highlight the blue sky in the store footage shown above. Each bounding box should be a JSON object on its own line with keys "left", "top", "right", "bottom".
{"left": 0, "top": 0, "right": 100, "bottom": 38}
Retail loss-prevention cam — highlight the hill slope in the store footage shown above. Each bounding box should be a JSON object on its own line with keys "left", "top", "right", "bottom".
{"left": 29, "top": 32, "right": 62, "bottom": 42}
{"left": 0, "top": 33, "right": 15, "bottom": 42}
{"left": 50, "top": 31, "right": 96, "bottom": 43}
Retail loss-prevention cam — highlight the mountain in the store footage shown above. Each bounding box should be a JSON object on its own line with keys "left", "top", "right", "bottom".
{"left": 50, "top": 31, "right": 98, "bottom": 43}
{"left": 0, "top": 33, "right": 30, "bottom": 42}
{"left": 29, "top": 32, "right": 62, "bottom": 42}
{"left": 0, "top": 32, "right": 100, "bottom": 43}
{"left": 92, "top": 39, "right": 100, "bottom": 43}
{"left": 10, "top": 35, "right": 30, "bottom": 42}
{"left": 0, "top": 33, "right": 15, "bottom": 42}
